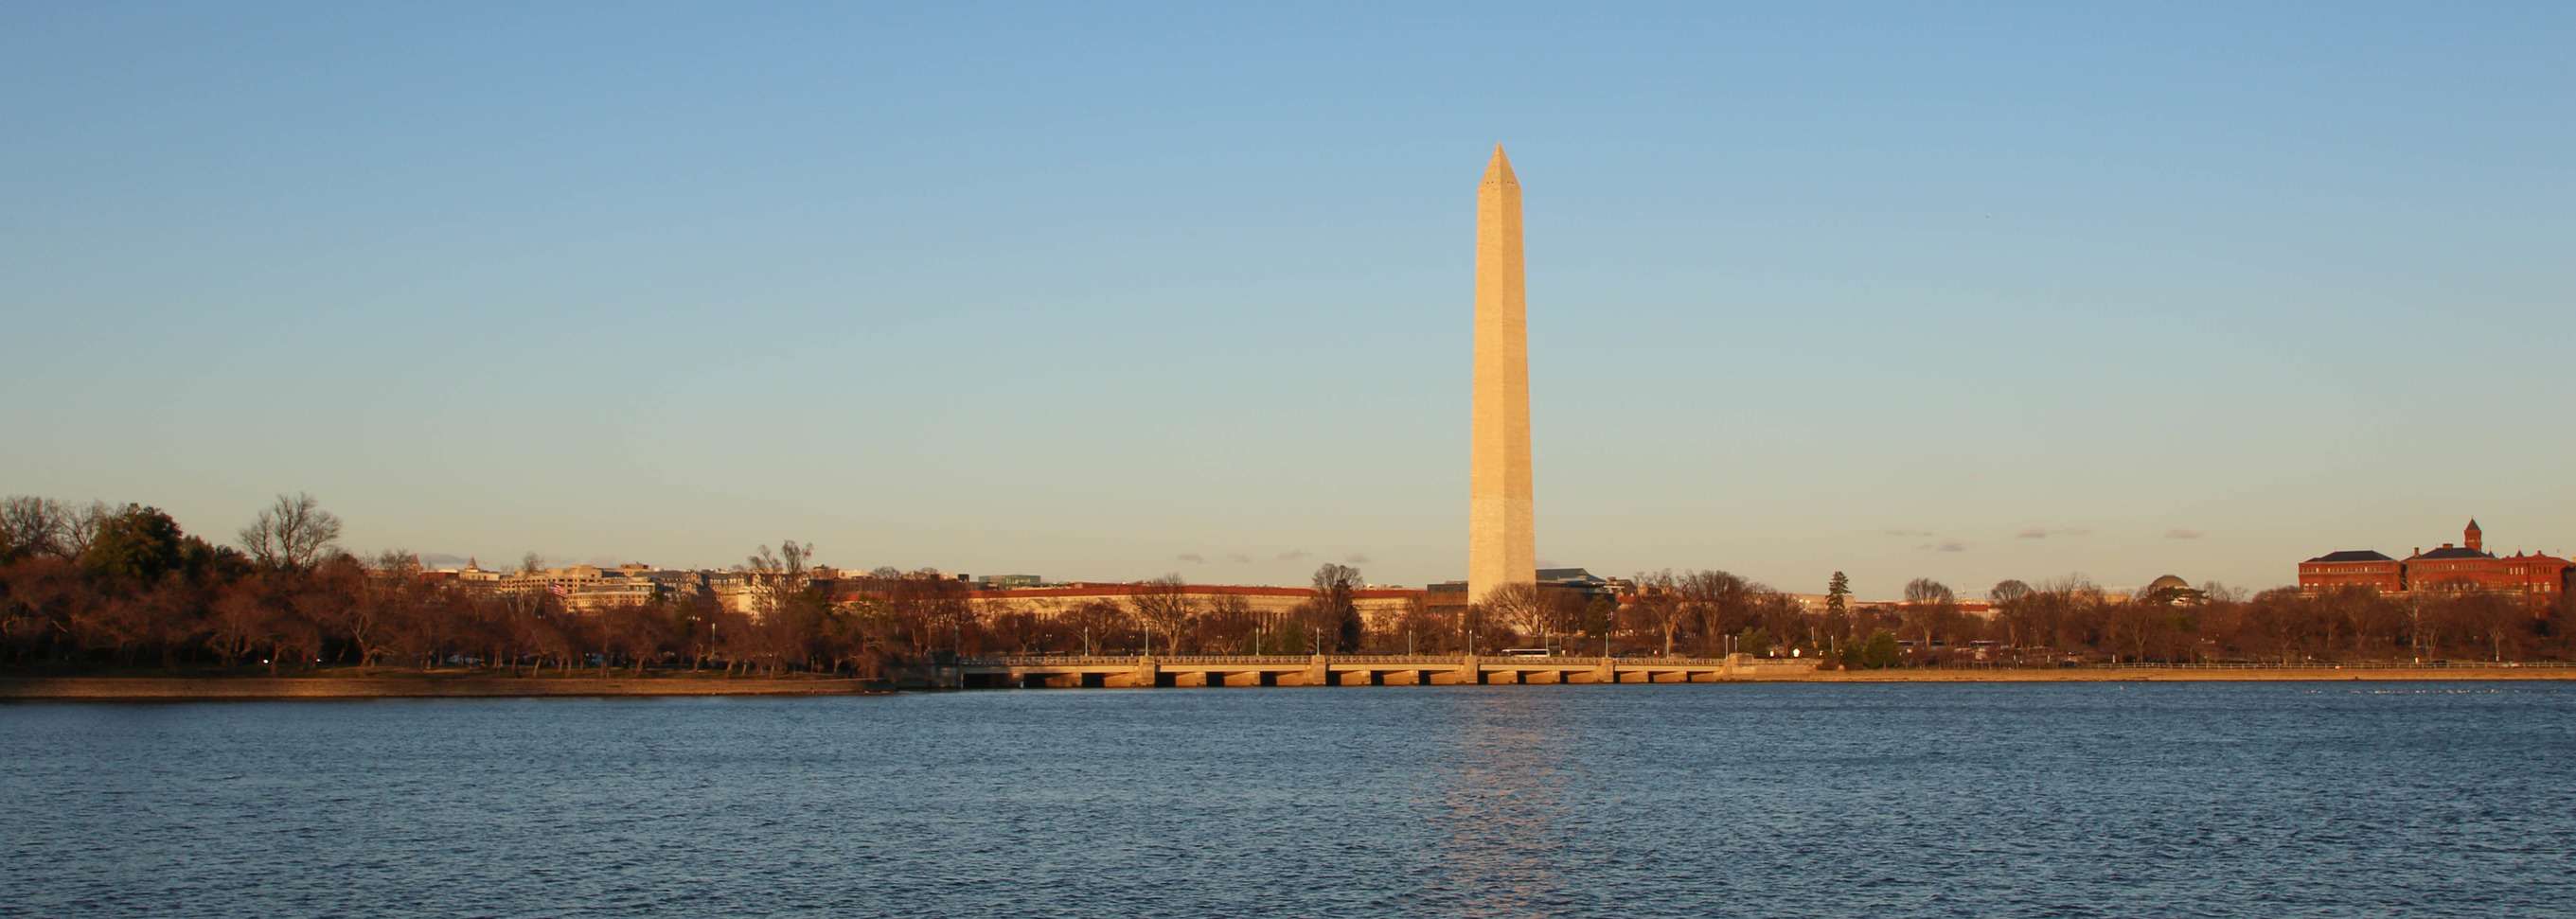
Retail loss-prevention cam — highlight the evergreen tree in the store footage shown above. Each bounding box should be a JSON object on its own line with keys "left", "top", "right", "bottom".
{"left": 81, "top": 504, "right": 186, "bottom": 583}
{"left": 1863, "top": 628, "right": 1902, "bottom": 669}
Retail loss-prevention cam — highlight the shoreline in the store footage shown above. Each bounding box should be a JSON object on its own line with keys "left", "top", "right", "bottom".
{"left": 4, "top": 665, "right": 2570, "bottom": 698}
{"left": 1789, "top": 666, "right": 2576, "bottom": 682}
{"left": 0, "top": 674, "right": 894, "bottom": 700}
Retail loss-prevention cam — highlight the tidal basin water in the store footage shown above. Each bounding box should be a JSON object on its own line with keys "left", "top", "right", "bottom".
{"left": 5, "top": 683, "right": 2571, "bottom": 918}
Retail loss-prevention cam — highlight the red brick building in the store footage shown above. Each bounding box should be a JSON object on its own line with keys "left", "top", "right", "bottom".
{"left": 2300, "top": 520, "right": 2573, "bottom": 605}
{"left": 2299, "top": 550, "right": 2405, "bottom": 592}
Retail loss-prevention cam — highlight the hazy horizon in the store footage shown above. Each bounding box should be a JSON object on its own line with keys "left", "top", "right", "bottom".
{"left": 5, "top": 3, "right": 2569, "bottom": 598}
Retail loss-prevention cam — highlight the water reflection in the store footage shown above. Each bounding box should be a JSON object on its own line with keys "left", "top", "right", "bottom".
{"left": 1423, "top": 690, "right": 1578, "bottom": 918}
{"left": 8, "top": 685, "right": 2572, "bottom": 918}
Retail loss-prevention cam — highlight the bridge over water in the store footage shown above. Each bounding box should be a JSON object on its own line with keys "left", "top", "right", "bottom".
{"left": 938, "top": 653, "right": 1820, "bottom": 689}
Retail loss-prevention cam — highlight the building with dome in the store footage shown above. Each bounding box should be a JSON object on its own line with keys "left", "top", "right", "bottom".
{"left": 2139, "top": 574, "right": 2205, "bottom": 606}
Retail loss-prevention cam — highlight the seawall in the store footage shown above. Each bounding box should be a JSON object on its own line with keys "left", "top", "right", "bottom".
{"left": 0, "top": 675, "right": 891, "bottom": 700}
{"left": 1797, "top": 665, "right": 2576, "bottom": 682}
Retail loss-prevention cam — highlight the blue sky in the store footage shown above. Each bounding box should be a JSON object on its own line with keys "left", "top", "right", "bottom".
{"left": 4, "top": 2, "right": 2568, "bottom": 597}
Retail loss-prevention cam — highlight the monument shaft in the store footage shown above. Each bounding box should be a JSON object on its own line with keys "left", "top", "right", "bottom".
{"left": 1469, "top": 146, "right": 1535, "bottom": 603}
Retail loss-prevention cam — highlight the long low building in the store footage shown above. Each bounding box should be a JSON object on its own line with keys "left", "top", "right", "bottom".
{"left": 969, "top": 583, "right": 1425, "bottom": 630}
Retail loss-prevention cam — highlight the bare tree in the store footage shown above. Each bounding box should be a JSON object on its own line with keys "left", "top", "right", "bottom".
{"left": 1308, "top": 563, "right": 1363, "bottom": 653}
{"left": 62, "top": 501, "right": 112, "bottom": 561}
{"left": 1127, "top": 574, "right": 1194, "bottom": 656}
{"left": 737, "top": 540, "right": 814, "bottom": 624}
{"left": 873, "top": 568, "right": 970, "bottom": 654}
{"left": 1902, "top": 577, "right": 1959, "bottom": 651}
{"left": 1, "top": 497, "right": 69, "bottom": 559}
{"left": 1678, "top": 570, "right": 1750, "bottom": 654}
{"left": 1199, "top": 593, "right": 1260, "bottom": 653}
{"left": 1478, "top": 582, "right": 1555, "bottom": 651}
{"left": 1903, "top": 577, "right": 1955, "bottom": 605}
{"left": 346, "top": 549, "right": 424, "bottom": 670}
{"left": 1999, "top": 575, "right": 2103, "bottom": 659}
{"left": 1988, "top": 579, "right": 2033, "bottom": 648}
{"left": 1064, "top": 598, "right": 1127, "bottom": 656}
{"left": 1628, "top": 571, "right": 1685, "bottom": 657}
{"left": 1749, "top": 588, "right": 1809, "bottom": 657}
{"left": 238, "top": 493, "right": 343, "bottom": 572}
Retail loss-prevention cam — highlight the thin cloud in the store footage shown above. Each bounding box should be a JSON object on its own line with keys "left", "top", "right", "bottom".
{"left": 1343, "top": 552, "right": 1371, "bottom": 564}
{"left": 1920, "top": 540, "right": 1968, "bottom": 553}
{"left": 1276, "top": 549, "right": 1309, "bottom": 561}
{"left": 1886, "top": 529, "right": 1934, "bottom": 538}
{"left": 1226, "top": 553, "right": 1252, "bottom": 564}
{"left": 1176, "top": 553, "right": 1206, "bottom": 563}
{"left": 2166, "top": 529, "right": 2206, "bottom": 539}
{"left": 2018, "top": 526, "right": 2093, "bottom": 539}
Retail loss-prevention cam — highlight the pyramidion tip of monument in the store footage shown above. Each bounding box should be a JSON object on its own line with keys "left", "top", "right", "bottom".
{"left": 1483, "top": 144, "right": 1517, "bottom": 185}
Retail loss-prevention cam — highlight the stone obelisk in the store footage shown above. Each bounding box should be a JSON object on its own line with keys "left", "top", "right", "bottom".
{"left": 1469, "top": 145, "right": 1535, "bottom": 604}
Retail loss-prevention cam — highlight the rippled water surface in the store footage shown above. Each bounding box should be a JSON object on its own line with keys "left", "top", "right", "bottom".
{"left": 5, "top": 682, "right": 2572, "bottom": 917}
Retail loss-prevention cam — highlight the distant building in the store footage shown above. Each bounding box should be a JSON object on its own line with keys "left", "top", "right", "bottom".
{"left": 2139, "top": 574, "right": 2206, "bottom": 606}
{"left": 1423, "top": 581, "right": 1470, "bottom": 616}
{"left": 2301, "top": 550, "right": 2404, "bottom": 592}
{"left": 1536, "top": 568, "right": 1627, "bottom": 607}
{"left": 962, "top": 582, "right": 1426, "bottom": 633}
{"left": 2299, "top": 520, "right": 2572, "bottom": 604}
{"left": 494, "top": 563, "right": 705, "bottom": 611}
{"left": 1426, "top": 568, "right": 1629, "bottom": 615}
{"left": 419, "top": 557, "right": 505, "bottom": 592}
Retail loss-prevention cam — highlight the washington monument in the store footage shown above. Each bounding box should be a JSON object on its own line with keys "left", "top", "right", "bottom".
{"left": 1468, "top": 145, "right": 1535, "bottom": 604}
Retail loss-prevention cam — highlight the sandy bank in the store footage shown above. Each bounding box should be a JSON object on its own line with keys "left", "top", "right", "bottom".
{"left": 1784, "top": 665, "right": 2575, "bottom": 682}
{"left": 0, "top": 674, "right": 891, "bottom": 700}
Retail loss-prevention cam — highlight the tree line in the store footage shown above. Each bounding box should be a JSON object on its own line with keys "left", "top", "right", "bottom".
{"left": 1690, "top": 573, "right": 2576, "bottom": 667}
{"left": 7, "top": 494, "right": 2572, "bottom": 675}
{"left": 0, "top": 494, "right": 908, "bottom": 676}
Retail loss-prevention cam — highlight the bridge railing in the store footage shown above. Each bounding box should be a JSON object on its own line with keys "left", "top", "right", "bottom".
{"left": 956, "top": 653, "right": 1761, "bottom": 668}
{"left": 960, "top": 655, "right": 1322, "bottom": 667}
{"left": 1329, "top": 655, "right": 1463, "bottom": 665}
{"left": 960, "top": 656, "right": 1146, "bottom": 667}
{"left": 2055, "top": 661, "right": 2576, "bottom": 670}
{"left": 1486, "top": 655, "right": 1749, "bottom": 665}
{"left": 1155, "top": 656, "right": 1315, "bottom": 665}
